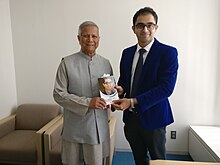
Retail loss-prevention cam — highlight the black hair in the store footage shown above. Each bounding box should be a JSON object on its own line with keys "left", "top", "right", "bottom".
{"left": 133, "top": 7, "right": 158, "bottom": 25}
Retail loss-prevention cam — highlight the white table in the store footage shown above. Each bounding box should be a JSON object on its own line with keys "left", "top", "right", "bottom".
{"left": 189, "top": 125, "right": 220, "bottom": 162}
{"left": 151, "top": 160, "right": 220, "bottom": 165}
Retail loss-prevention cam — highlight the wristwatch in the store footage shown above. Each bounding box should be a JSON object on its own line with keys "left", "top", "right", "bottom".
{"left": 130, "top": 98, "right": 135, "bottom": 109}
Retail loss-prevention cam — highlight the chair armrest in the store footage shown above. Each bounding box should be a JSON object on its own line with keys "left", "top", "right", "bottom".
{"left": 44, "top": 117, "right": 63, "bottom": 165}
{"left": 36, "top": 113, "right": 63, "bottom": 165}
{"left": 106, "top": 116, "right": 117, "bottom": 165}
{"left": 37, "top": 113, "right": 63, "bottom": 134}
{"left": 0, "top": 114, "right": 16, "bottom": 138}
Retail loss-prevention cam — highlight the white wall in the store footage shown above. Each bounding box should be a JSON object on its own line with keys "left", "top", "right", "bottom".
{"left": 9, "top": 0, "right": 220, "bottom": 153}
{"left": 0, "top": 0, "right": 17, "bottom": 120}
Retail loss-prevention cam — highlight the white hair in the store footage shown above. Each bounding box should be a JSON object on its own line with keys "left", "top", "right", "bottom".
{"left": 78, "top": 21, "right": 99, "bottom": 36}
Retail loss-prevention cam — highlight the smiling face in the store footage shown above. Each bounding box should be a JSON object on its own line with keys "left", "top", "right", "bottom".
{"left": 78, "top": 25, "right": 100, "bottom": 56}
{"left": 132, "top": 13, "right": 158, "bottom": 47}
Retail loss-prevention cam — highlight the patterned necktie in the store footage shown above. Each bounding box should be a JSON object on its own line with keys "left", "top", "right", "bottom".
{"left": 131, "top": 48, "right": 146, "bottom": 97}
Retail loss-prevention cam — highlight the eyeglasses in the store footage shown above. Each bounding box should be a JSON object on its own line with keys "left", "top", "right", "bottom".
{"left": 135, "top": 22, "right": 156, "bottom": 30}
{"left": 103, "top": 81, "right": 112, "bottom": 85}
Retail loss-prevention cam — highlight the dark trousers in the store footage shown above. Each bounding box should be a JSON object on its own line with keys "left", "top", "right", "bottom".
{"left": 124, "top": 112, "right": 166, "bottom": 165}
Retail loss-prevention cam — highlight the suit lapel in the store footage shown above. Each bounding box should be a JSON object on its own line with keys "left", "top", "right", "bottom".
{"left": 140, "top": 39, "right": 160, "bottom": 81}
{"left": 126, "top": 45, "right": 137, "bottom": 93}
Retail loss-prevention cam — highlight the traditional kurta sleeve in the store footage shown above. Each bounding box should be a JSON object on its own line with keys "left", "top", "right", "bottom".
{"left": 53, "top": 59, "right": 91, "bottom": 117}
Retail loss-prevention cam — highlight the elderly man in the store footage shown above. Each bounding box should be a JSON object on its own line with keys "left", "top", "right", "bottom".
{"left": 53, "top": 21, "right": 113, "bottom": 165}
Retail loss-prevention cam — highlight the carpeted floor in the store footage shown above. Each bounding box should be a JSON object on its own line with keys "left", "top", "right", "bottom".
{"left": 112, "top": 151, "right": 193, "bottom": 165}
{"left": 0, "top": 152, "right": 193, "bottom": 165}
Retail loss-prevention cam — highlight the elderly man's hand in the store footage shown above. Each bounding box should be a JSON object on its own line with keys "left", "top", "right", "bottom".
{"left": 89, "top": 97, "right": 106, "bottom": 110}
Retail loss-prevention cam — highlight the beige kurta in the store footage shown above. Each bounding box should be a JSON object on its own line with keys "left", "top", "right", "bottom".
{"left": 53, "top": 51, "right": 113, "bottom": 164}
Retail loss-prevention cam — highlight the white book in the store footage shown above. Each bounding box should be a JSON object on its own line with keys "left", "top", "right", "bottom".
{"left": 98, "top": 75, "right": 119, "bottom": 105}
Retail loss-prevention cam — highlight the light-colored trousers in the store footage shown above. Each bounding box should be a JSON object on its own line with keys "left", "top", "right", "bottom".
{"left": 62, "top": 139, "right": 108, "bottom": 165}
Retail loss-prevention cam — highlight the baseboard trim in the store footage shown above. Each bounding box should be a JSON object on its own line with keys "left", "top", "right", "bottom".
{"left": 115, "top": 148, "right": 189, "bottom": 156}
{"left": 166, "top": 151, "right": 189, "bottom": 155}
{"left": 115, "top": 148, "right": 132, "bottom": 152}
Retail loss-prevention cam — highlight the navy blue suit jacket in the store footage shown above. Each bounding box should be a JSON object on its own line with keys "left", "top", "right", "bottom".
{"left": 118, "top": 38, "right": 178, "bottom": 130}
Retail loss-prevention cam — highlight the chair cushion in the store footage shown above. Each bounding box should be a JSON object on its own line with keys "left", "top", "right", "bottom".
{"left": 0, "top": 130, "right": 36, "bottom": 163}
{"left": 15, "top": 104, "right": 60, "bottom": 130}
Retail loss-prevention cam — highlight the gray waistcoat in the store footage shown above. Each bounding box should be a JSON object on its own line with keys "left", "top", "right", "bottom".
{"left": 61, "top": 52, "right": 112, "bottom": 144}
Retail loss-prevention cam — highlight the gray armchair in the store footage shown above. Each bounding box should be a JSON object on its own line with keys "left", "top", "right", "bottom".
{"left": 0, "top": 104, "right": 62, "bottom": 165}
{"left": 43, "top": 115, "right": 117, "bottom": 165}
{"left": 44, "top": 116, "right": 63, "bottom": 165}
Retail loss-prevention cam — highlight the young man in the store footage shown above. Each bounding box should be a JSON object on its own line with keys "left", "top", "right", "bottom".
{"left": 112, "top": 7, "right": 179, "bottom": 165}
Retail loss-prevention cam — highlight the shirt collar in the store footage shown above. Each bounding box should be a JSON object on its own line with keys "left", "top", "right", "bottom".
{"left": 80, "top": 50, "right": 97, "bottom": 60}
{"left": 137, "top": 38, "right": 154, "bottom": 53}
